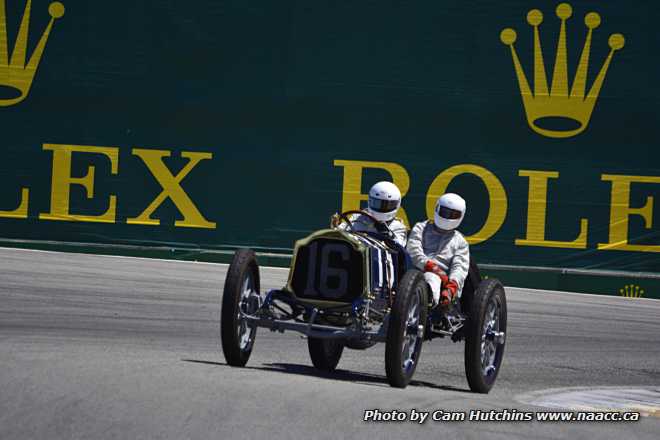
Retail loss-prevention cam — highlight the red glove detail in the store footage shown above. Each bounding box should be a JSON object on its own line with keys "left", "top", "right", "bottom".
{"left": 424, "top": 260, "right": 448, "bottom": 284}
{"left": 423, "top": 259, "right": 437, "bottom": 272}
{"left": 440, "top": 290, "right": 452, "bottom": 306}
{"left": 440, "top": 280, "right": 458, "bottom": 306}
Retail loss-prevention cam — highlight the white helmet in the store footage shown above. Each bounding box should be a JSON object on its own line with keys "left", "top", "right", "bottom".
{"left": 366, "top": 181, "right": 401, "bottom": 222}
{"left": 434, "top": 193, "right": 466, "bottom": 231}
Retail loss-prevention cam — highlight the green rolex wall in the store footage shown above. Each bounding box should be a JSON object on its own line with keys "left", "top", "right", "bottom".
{"left": 0, "top": 1, "right": 658, "bottom": 297}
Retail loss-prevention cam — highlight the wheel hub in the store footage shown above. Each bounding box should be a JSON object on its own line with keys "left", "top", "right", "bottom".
{"left": 237, "top": 274, "right": 258, "bottom": 351}
{"left": 480, "top": 298, "right": 504, "bottom": 378}
{"left": 401, "top": 289, "right": 422, "bottom": 373}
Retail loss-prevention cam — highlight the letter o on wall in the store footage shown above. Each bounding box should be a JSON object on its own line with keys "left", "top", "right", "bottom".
{"left": 426, "top": 164, "right": 508, "bottom": 245}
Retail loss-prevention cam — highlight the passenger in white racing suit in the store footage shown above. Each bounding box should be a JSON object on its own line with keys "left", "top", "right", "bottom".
{"left": 336, "top": 181, "right": 408, "bottom": 247}
{"left": 406, "top": 193, "right": 470, "bottom": 308}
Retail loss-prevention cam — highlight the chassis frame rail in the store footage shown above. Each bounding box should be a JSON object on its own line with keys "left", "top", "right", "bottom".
{"left": 241, "top": 289, "right": 389, "bottom": 342}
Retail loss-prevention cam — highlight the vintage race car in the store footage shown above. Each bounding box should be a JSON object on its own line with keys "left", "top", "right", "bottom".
{"left": 220, "top": 210, "right": 507, "bottom": 392}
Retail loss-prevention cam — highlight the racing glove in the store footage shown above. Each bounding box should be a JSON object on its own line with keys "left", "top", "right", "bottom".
{"left": 440, "top": 279, "right": 458, "bottom": 307}
{"left": 424, "top": 260, "right": 448, "bottom": 285}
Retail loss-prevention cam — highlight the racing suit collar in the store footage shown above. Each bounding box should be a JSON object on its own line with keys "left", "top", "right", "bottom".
{"left": 431, "top": 222, "right": 455, "bottom": 236}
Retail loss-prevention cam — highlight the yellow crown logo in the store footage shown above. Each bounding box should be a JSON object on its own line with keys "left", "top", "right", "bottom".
{"left": 0, "top": 0, "right": 64, "bottom": 107}
{"left": 500, "top": 3, "right": 624, "bottom": 138}
{"left": 619, "top": 284, "right": 644, "bottom": 299}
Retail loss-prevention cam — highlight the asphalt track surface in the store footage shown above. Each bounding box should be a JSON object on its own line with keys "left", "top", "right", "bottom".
{"left": 1, "top": 247, "right": 659, "bottom": 440}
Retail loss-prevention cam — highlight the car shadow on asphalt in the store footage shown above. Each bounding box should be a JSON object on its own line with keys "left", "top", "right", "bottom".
{"left": 182, "top": 359, "right": 470, "bottom": 393}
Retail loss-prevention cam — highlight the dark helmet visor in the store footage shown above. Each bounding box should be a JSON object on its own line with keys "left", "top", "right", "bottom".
{"left": 368, "top": 198, "right": 399, "bottom": 213}
{"left": 437, "top": 205, "right": 462, "bottom": 220}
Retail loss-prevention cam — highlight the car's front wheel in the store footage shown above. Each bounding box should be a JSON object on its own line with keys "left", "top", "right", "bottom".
{"left": 221, "top": 249, "right": 260, "bottom": 367}
{"left": 464, "top": 278, "right": 507, "bottom": 393}
{"left": 385, "top": 270, "right": 428, "bottom": 388}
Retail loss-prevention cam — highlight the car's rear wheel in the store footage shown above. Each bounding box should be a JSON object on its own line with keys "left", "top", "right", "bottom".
{"left": 308, "top": 338, "right": 344, "bottom": 371}
{"left": 221, "top": 249, "right": 260, "bottom": 367}
{"left": 459, "top": 258, "right": 483, "bottom": 319}
{"left": 385, "top": 270, "right": 428, "bottom": 388}
{"left": 344, "top": 339, "right": 377, "bottom": 350}
{"left": 464, "top": 278, "right": 507, "bottom": 393}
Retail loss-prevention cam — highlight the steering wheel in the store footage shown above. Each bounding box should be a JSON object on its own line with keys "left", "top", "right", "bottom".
{"left": 334, "top": 210, "right": 396, "bottom": 240}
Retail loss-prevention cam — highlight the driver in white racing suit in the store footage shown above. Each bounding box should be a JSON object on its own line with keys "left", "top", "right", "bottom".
{"left": 336, "top": 181, "right": 408, "bottom": 247}
{"left": 406, "top": 193, "right": 470, "bottom": 309}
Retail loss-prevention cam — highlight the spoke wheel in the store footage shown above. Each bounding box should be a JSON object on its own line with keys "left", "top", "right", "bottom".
{"left": 221, "top": 249, "right": 261, "bottom": 367}
{"left": 464, "top": 278, "right": 507, "bottom": 393}
{"left": 385, "top": 270, "right": 428, "bottom": 388}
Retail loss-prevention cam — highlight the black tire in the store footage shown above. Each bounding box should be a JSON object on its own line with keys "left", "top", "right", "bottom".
{"left": 221, "top": 249, "right": 260, "bottom": 367}
{"left": 464, "top": 278, "right": 507, "bottom": 393}
{"left": 385, "top": 270, "right": 428, "bottom": 388}
{"left": 308, "top": 338, "right": 344, "bottom": 372}
{"left": 344, "top": 339, "right": 377, "bottom": 350}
